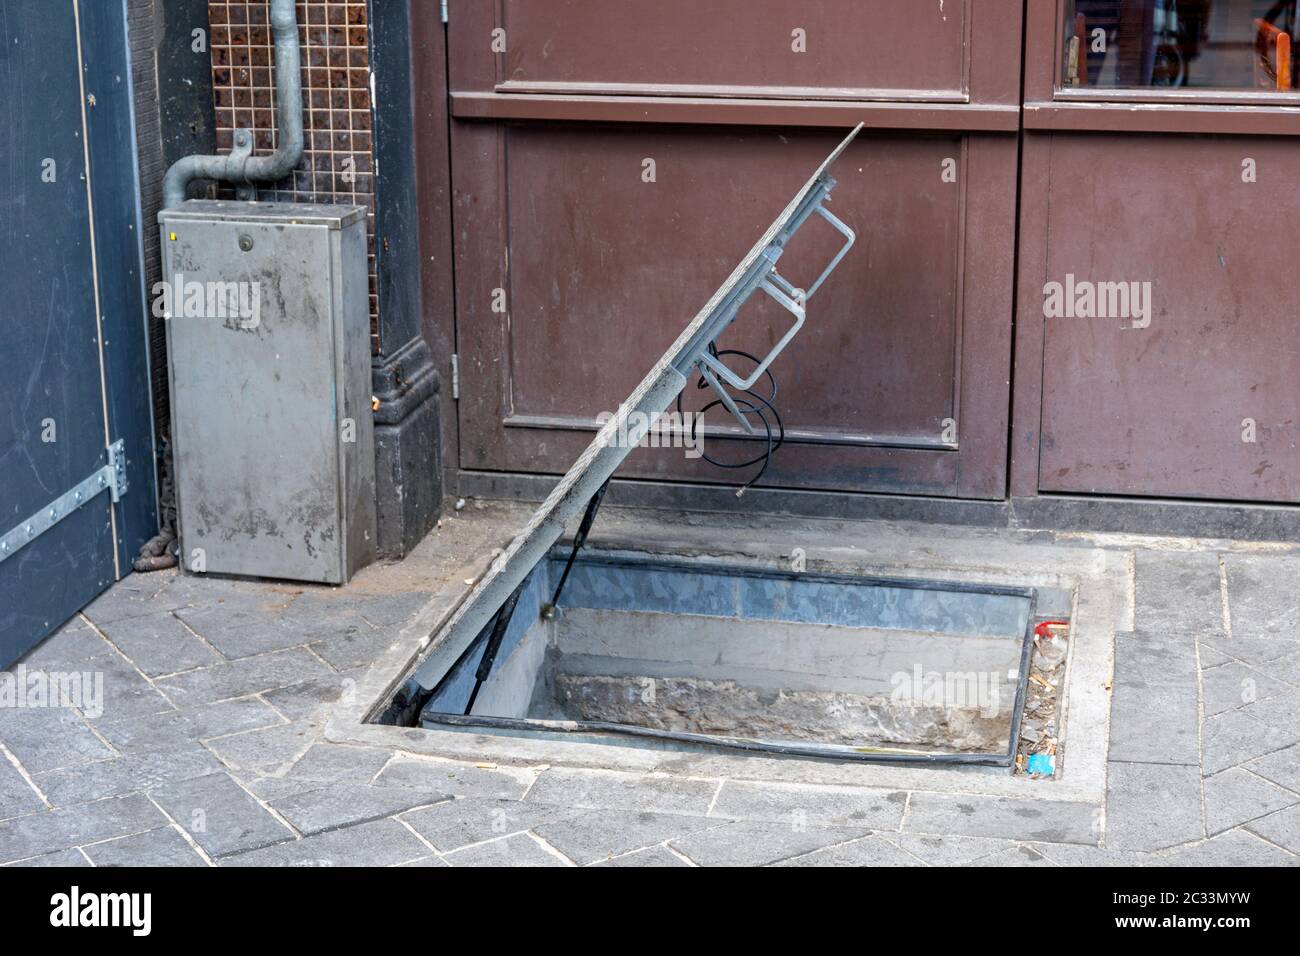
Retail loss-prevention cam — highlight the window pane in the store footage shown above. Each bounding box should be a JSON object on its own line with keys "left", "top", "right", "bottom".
{"left": 1062, "top": 1, "right": 1298, "bottom": 90}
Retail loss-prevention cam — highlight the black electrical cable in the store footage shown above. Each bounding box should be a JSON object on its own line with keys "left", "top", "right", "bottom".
{"left": 676, "top": 346, "right": 786, "bottom": 496}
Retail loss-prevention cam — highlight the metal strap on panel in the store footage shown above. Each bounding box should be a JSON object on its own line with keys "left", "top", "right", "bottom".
{"left": 0, "top": 440, "right": 128, "bottom": 565}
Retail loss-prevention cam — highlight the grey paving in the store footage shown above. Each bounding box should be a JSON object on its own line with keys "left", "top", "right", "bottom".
{"left": 0, "top": 794, "right": 168, "bottom": 864}
{"left": 1244, "top": 804, "right": 1300, "bottom": 854}
{"left": 669, "top": 820, "right": 869, "bottom": 866}
{"left": 154, "top": 648, "right": 332, "bottom": 707}
{"left": 532, "top": 808, "right": 725, "bottom": 865}
{"left": 0, "top": 705, "right": 116, "bottom": 773}
{"left": 96, "top": 611, "right": 221, "bottom": 677}
{"left": 3, "top": 848, "right": 92, "bottom": 867}
{"left": 0, "top": 755, "right": 46, "bottom": 819}
{"left": 201, "top": 721, "right": 318, "bottom": 774}
{"left": 371, "top": 755, "right": 533, "bottom": 800}
{"left": 33, "top": 746, "right": 225, "bottom": 807}
{"left": 592, "top": 845, "right": 691, "bottom": 867}
{"left": 84, "top": 826, "right": 208, "bottom": 867}
{"left": 400, "top": 799, "right": 576, "bottom": 853}
{"left": 1105, "top": 762, "right": 1203, "bottom": 851}
{"left": 1202, "top": 768, "right": 1298, "bottom": 835}
{"left": 94, "top": 698, "right": 284, "bottom": 754}
{"left": 222, "top": 818, "right": 431, "bottom": 867}
{"left": 443, "top": 832, "right": 570, "bottom": 867}
{"left": 710, "top": 780, "right": 906, "bottom": 830}
{"left": 524, "top": 767, "right": 718, "bottom": 816}
{"left": 79, "top": 652, "right": 176, "bottom": 721}
{"left": 1107, "top": 629, "right": 1200, "bottom": 765}
{"left": 1202, "top": 661, "right": 1291, "bottom": 717}
{"left": 885, "top": 831, "right": 1024, "bottom": 866}
{"left": 148, "top": 772, "right": 294, "bottom": 858}
{"left": 6, "top": 506, "right": 1300, "bottom": 867}
{"left": 268, "top": 782, "right": 446, "bottom": 835}
{"left": 1247, "top": 743, "right": 1300, "bottom": 792}
{"left": 903, "top": 793, "right": 1100, "bottom": 845}
{"left": 777, "top": 834, "right": 923, "bottom": 867}
{"left": 284, "top": 743, "right": 395, "bottom": 784}
{"left": 1202, "top": 708, "right": 1299, "bottom": 776}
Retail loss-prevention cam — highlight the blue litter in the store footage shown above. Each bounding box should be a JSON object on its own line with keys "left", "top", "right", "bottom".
{"left": 1027, "top": 754, "right": 1056, "bottom": 775}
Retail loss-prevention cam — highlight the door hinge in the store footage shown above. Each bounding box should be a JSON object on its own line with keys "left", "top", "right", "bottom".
{"left": 440, "top": 0, "right": 449, "bottom": 24}
{"left": 0, "top": 440, "right": 129, "bottom": 565}
{"left": 450, "top": 353, "right": 460, "bottom": 400}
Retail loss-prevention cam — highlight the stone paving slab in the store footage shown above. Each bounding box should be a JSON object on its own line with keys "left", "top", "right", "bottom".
{"left": 399, "top": 799, "right": 577, "bottom": 853}
{"left": 1105, "top": 762, "right": 1203, "bottom": 851}
{"left": 95, "top": 698, "right": 285, "bottom": 755}
{"left": 885, "top": 831, "right": 1028, "bottom": 866}
{"left": 592, "top": 845, "right": 691, "bottom": 867}
{"left": 0, "top": 705, "right": 116, "bottom": 774}
{"left": 83, "top": 826, "right": 208, "bottom": 867}
{"left": 96, "top": 612, "right": 221, "bottom": 678}
{"left": 669, "top": 819, "right": 869, "bottom": 866}
{"left": 1202, "top": 768, "right": 1298, "bottom": 836}
{"left": 201, "top": 721, "right": 320, "bottom": 775}
{"left": 0, "top": 753, "right": 46, "bottom": 818}
{"left": 148, "top": 772, "right": 294, "bottom": 858}
{"left": 1107, "top": 629, "right": 1200, "bottom": 766}
{"left": 709, "top": 780, "right": 907, "bottom": 830}
{"left": 777, "top": 834, "right": 923, "bottom": 867}
{"left": 223, "top": 818, "right": 431, "bottom": 867}
{"left": 523, "top": 767, "right": 719, "bottom": 816}
{"left": 2, "top": 848, "right": 93, "bottom": 867}
{"left": 0, "top": 794, "right": 168, "bottom": 864}
{"left": 154, "top": 648, "right": 333, "bottom": 708}
{"left": 442, "top": 832, "right": 569, "bottom": 867}
{"left": 903, "top": 793, "right": 1101, "bottom": 845}
{"left": 268, "top": 782, "right": 447, "bottom": 836}
{"left": 283, "top": 743, "right": 396, "bottom": 784}
{"left": 532, "top": 808, "right": 726, "bottom": 865}
{"left": 32, "top": 745, "right": 226, "bottom": 808}
{"left": 372, "top": 754, "right": 534, "bottom": 800}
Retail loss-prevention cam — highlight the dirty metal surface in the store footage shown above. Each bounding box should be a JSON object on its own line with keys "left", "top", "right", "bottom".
{"left": 160, "top": 202, "right": 376, "bottom": 584}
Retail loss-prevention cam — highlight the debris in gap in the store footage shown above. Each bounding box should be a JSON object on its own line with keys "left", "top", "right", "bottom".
{"left": 1015, "top": 619, "right": 1069, "bottom": 777}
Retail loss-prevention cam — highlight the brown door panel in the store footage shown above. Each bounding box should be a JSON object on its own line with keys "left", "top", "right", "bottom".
{"left": 1037, "top": 135, "right": 1300, "bottom": 502}
{"left": 490, "top": 0, "right": 970, "bottom": 99}
{"left": 445, "top": 1, "right": 1022, "bottom": 499}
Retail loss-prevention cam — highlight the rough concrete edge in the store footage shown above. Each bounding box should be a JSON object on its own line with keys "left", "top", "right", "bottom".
{"left": 325, "top": 527, "right": 1120, "bottom": 805}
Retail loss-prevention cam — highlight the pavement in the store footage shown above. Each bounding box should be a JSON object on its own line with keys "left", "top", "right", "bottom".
{"left": 2, "top": 498, "right": 1300, "bottom": 867}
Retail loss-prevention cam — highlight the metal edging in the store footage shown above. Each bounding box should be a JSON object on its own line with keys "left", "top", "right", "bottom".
{"left": 418, "top": 553, "right": 1044, "bottom": 768}
{"left": 0, "top": 441, "right": 128, "bottom": 565}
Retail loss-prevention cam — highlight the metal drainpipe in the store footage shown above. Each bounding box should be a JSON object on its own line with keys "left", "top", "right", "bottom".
{"left": 161, "top": 0, "right": 304, "bottom": 208}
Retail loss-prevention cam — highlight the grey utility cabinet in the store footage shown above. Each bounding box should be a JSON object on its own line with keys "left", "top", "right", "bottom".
{"left": 159, "top": 200, "right": 375, "bottom": 584}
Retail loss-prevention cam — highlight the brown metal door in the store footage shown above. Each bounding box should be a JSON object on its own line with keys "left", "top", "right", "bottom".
{"left": 445, "top": 1, "right": 1024, "bottom": 498}
{"left": 1012, "top": 1, "right": 1300, "bottom": 504}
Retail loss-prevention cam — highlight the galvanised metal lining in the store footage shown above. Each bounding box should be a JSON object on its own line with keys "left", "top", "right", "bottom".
{"left": 159, "top": 200, "right": 375, "bottom": 584}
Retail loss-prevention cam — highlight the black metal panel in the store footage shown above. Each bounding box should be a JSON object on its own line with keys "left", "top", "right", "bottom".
{"left": 0, "top": 0, "right": 154, "bottom": 666}
{"left": 79, "top": 0, "right": 158, "bottom": 564}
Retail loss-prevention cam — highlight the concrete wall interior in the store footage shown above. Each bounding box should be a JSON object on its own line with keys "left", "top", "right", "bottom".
{"left": 419, "top": 555, "right": 1045, "bottom": 756}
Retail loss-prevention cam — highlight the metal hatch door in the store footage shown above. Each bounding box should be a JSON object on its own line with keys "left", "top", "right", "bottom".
{"left": 385, "top": 126, "right": 862, "bottom": 717}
